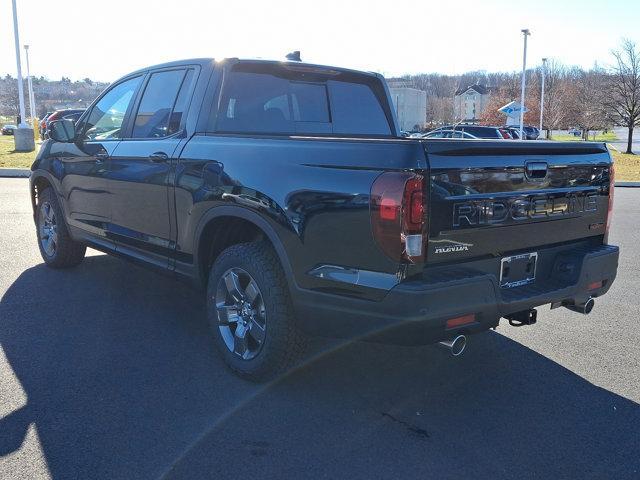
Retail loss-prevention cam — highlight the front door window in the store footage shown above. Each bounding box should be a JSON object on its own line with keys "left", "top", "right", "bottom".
{"left": 83, "top": 76, "right": 142, "bottom": 141}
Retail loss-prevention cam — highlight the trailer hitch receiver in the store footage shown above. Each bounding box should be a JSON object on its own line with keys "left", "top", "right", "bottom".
{"left": 505, "top": 309, "right": 537, "bottom": 327}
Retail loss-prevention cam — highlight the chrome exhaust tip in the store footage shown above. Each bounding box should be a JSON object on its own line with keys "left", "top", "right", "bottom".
{"left": 564, "top": 297, "right": 595, "bottom": 315}
{"left": 439, "top": 335, "right": 467, "bottom": 356}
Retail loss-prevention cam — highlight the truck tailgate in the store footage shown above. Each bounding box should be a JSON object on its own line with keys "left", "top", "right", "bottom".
{"left": 422, "top": 140, "right": 613, "bottom": 263}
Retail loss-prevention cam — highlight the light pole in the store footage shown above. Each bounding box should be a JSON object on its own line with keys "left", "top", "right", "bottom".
{"left": 11, "top": 0, "right": 27, "bottom": 127}
{"left": 11, "top": 0, "right": 34, "bottom": 151}
{"left": 519, "top": 29, "right": 530, "bottom": 140}
{"left": 539, "top": 57, "right": 547, "bottom": 138}
{"left": 24, "top": 44, "right": 36, "bottom": 120}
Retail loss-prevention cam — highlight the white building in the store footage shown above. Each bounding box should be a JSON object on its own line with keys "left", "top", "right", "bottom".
{"left": 388, "top": 86, "right": 427, "bottom": 132}
{"left": 454, "top": 84, "right": 492, "bottom": 123}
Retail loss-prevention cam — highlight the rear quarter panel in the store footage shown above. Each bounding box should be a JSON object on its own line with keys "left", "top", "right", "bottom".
{"left": 175, "top": 135, "right": 425, "bottom": 296}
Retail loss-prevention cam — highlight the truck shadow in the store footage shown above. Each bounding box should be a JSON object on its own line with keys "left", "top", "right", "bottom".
{"left": 1, "top": 255, "right": 638, "bottom": 479}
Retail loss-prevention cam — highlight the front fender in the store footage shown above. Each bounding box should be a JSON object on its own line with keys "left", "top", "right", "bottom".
{"left": 29, "top": 170, "right": 64, "bottom": 222}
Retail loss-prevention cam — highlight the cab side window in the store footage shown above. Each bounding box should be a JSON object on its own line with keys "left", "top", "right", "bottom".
{"left": 83, "top": 76, "right": 142, "bottom": 141}
{"left": 168, "top": 69, "right": 195, "bottom": 135}
{"left": 132, "top": 69, "right": 187, "bottom": 138}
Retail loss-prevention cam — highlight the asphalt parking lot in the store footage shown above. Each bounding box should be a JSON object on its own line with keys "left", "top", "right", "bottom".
{"left": 0, "top": 178, "right": 638, "bottom": 479}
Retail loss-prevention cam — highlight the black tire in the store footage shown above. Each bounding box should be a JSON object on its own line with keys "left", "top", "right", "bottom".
{"left": 36, "top": 187, "right": 86, "bottom": 268}
{"left": 206, "top": 241, "right": 307, "bottom": 381}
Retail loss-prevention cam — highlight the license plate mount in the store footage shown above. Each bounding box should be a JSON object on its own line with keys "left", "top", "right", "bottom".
{"left": 500, "top": 252, "right": 537, "bottom": 289}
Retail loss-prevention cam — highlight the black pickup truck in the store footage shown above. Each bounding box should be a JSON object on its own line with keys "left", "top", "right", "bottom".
{"left": 30, "top": 58, "right": 619, "bottom": 380}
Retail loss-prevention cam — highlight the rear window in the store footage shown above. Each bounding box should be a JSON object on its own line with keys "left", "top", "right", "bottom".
{"left": 215, "top": 64, "right": 392, "bottom": 136}
{"left": 328, "top": 81, "right": 390, "bottom": 135}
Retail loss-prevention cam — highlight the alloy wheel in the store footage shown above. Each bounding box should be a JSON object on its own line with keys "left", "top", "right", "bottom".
{"left": 215, "top": 268, "right": 267, "bottom": 360}
{"left": 39, "top": 202, "right": 58, "bottom": 257}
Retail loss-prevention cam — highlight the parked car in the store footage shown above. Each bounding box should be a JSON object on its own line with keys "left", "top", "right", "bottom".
{"left": 41, "top": 109, "right": 85, "bottom": 138}
{"left": 507, "top": 125, "right": 539, "bottom": 140}
{"left": 433, "top": 124, "right": 512, "bottom": 139}
{"left": 31, "top": 58, "right": 618, "bottom": 381}
{"left": 59, "top": 110, "right": 84, "bottom": 123}
{"left": 39, "top": 112, "right": 54, "bottom": 139}
{"left": 422, "top": 129, "right": 478, "bottom": 139}
{"left": 504, "top": 127, "right": 521, "bottom": 139}
{"left": 568, "top": 127, "right": 582, "bottom": 137}
{"left": 1, "top": 124, "right": 17, "bottom": 135}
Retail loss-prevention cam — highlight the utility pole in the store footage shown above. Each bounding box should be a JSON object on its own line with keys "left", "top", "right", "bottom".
{"left": 519, "top": 29, "right": 531, "bottom": 140}
{"left": 24, "top": 44, "right": 36, "bottom": 120}
{"left": 11, "top": 0, "right": 35, "bottom": 151}
{"left": 539, "top": 57, "right": 547, "bottom": 138}
{"left": 11, "top": 0, "right": 27, "bottom": 127}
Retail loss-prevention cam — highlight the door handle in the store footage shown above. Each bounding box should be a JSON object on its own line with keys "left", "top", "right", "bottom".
{"left": 149, "top": 151, "right": 169, "bottom": 162}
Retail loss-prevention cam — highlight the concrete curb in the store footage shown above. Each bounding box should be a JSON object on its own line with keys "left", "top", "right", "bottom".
{"left": 616, "top": 182, "right": 640, "bottom": 187}
{"left": 0, "top": 168, "right": 31, "bottom": 178}
{"left": 607, "top": 143, "right": 619, "bottom": 152}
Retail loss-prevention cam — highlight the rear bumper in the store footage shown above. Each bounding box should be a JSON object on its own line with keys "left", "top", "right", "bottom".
{"left": 293, "top": 243, "right": 619, "bottom": 344}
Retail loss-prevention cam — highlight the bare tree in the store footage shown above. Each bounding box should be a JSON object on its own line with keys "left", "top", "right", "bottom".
{"left": 538, "top": 59, "right": 568, "bottom": 138}
{"left": 500, "top": 72, "right": 521, "bottom": 99}
{"left": 565, "top": 67, "right": 608, "bottom": 139}
{"left": 604, "top": 39, "right": 640, "bottom": 153}
{"left": 426, "top": 96, "right": 454, "bottom": 125}
{"left": 479, "top": 87, "right": 511, "bottom": 125}
{"left": 386, "top": 49, "right": 634, "bottom": 136}
{"left": 479, "top": 72, "right": 539, "bottom": 126}
{"left": 0, "top": 75, "right": 20, "bottom": 117}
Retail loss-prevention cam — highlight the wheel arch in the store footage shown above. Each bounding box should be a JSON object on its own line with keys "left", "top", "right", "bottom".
{"left": 30, "top": 172, "right": 56, "bottom": 220}
{"left": 194, "top": 205, "right": 297, "bottom": 290}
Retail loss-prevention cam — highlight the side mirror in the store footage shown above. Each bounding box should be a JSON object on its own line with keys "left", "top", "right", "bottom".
{"left": 49, "top": 119, "right": 76, "bottom": 142}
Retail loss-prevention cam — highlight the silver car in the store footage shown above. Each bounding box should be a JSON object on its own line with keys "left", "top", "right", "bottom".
{"left": 422, "top": 129, "right": 478, "bottom": 139}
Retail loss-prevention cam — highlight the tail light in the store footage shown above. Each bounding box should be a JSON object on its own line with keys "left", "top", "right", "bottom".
{"left": 604, "top": 163, "right": 615, "bottom": 244}
{"left": 370, "top": 172, "right": 426, "bottom": 262}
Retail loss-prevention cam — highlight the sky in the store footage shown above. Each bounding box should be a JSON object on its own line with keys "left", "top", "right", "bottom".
{"left": 1, "top": 0, "right": 639, "bottom": 83}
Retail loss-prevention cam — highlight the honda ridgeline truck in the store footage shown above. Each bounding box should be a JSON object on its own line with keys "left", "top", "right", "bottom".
{"left": 30, "top": 58, "right": 619, "bottom": 380}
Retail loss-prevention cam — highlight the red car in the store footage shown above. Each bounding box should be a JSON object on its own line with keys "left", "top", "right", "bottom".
{"left": 40, "top": 109, "right": 84, "bottom": 139}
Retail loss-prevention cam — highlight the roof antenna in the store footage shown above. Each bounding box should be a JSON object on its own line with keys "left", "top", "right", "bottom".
{"left": 286, "top": 51, "right": 301, "bottom": 62}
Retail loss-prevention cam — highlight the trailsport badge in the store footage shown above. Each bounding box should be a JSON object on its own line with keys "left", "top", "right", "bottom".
{"left": 432, "top": 239, "right": 473, "bottom": 254}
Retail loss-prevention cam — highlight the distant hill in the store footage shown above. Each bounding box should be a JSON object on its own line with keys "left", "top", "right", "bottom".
{"left": 0, "top": 75, "right": 109, "bottom": 119}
